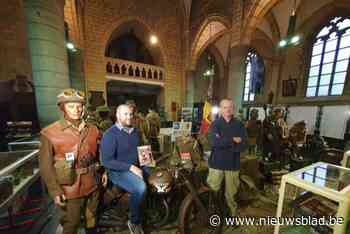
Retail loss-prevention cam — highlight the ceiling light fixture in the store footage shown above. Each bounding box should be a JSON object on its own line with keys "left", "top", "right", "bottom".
{"left": 203, "top": 23, "right": 215, "bottom": 79}
{"left": 278, "top": 0, "right": 301, "bottom": 48}
{"left": 150, "top": 35, "right": 158, "bottom": 45}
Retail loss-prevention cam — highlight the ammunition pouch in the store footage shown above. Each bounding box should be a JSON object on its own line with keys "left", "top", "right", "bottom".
{"left": 54, "top": 160, "right": 75, "bottom": 185}
{"left": 76, "top": 163, "right": 100, "bottom": 175}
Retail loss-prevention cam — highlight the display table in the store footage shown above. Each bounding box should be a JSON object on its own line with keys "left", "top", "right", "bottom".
{"left": 0, "top": 150, "right": 41, "bottom": 230}
{"left": 7, "top": 135, "right": 40, "bottom": 151}
{"left": 274, "top": 162, "right": 350, "bottom": 234}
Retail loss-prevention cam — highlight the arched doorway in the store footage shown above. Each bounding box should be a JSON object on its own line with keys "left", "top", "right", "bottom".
{"left": 105, "top": 20, "right": 164, "bottom": 113}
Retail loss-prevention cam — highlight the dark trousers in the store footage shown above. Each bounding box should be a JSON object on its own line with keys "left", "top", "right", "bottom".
{"left": 60, "top": 190, "right": 99, "bottom": 234}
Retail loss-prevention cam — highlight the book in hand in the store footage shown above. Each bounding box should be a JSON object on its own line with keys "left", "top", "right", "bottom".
{"left": 137, "top": 145, "right": 156, "bottom": 167}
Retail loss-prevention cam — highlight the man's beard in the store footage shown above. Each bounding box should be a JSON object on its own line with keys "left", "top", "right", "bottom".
{"left": 119, "top": 120, "right": 131, "bottom": 127}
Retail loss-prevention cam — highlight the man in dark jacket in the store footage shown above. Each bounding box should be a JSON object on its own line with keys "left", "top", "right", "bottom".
{"left": 207, "top": 98, "right": 247, "bottom": 217}
{"left": 100, "top": 104, "right": 147, "bottom": 234}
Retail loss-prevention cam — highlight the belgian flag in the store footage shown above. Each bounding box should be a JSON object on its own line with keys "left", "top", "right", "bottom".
{"left": 199, "top": 101, "right": 212, "bottom": 134}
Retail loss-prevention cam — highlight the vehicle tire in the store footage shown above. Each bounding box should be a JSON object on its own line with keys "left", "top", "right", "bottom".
{"left": 178, "top": 186, "right": 222, "bottom": 234}
{"left": 145, "top": 195, "right": 170, "bottom": 228}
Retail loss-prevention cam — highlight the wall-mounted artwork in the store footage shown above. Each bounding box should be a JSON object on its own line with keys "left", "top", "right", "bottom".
{"left": 282, "top": 79, "right": 297, "bottom": 97}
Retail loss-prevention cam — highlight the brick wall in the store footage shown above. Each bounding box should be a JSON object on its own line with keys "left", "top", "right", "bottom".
{"left": 0, "top": 0, "right": 32, "bottom": 81}
{"left": 82, "top": 0, "right": 184, "bottom": 117}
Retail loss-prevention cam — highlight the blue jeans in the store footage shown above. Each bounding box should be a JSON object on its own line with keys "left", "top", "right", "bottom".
{"left": 108, "top": 167, "right": 149, "bottom": 224}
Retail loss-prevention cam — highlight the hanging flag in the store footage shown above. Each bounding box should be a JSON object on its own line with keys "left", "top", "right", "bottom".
{"left": 203, "top": 101, "right": 212, "bottom": 122}
{"left": 200, "top": 101, "right": 212, "bottom": 135}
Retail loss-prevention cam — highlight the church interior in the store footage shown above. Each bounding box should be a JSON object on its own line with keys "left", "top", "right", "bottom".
{"left": 1, "top": 0, "right": 350, "bottom": 234}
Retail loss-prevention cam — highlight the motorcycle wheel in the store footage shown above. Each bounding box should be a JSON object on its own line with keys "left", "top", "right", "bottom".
{"left": 178, "top": 186, "right": 222, "bottom": 234}
{"left": 145, "top": 195, "right": 170, "bottom": 228}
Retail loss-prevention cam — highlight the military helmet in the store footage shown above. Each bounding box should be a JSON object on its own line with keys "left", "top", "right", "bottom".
{"left": 125, "top": 99, "right": 136, "bottom": 108}
{"left": 57, "top": 88, "right": 86, "bottom": 105}
{"left": 96, "top": 106, "right": 110, "bottom": 113}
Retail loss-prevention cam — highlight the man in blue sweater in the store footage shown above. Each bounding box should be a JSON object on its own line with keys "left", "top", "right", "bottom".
{"left": 207, "top": 99, "right": 247, "bottom": 217}
{"left": 100, "top": 104, "right": 146, "bottom": 234}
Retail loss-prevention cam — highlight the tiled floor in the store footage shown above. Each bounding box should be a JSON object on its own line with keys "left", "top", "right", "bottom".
{"left": 1, "top": 184, "right": 317, "bottom": 234}
{"left": 0, "top": 154, "right": 317, "bottom": 234}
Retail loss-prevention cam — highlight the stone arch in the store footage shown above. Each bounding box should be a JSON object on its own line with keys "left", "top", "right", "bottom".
{"left": 208, "top": 44, "right": 227, "bottom": 100}
{"left": 250, "top": 28, "right": 276, "bottom": 61}
{"left": 265, "top": 11, "right": 281, "bottom": 45}
{"left": 297, "top": 2, "right": 350, "bottom": 44}
{"left": 204, "top": 44, "right": 225, "bottom": 80}
{"left": 294, "top": 2, "right": 350, "bottom": 96}
{"left": 102, "top": 16, "right": 167, "bottom": 67}
{"left": 190, "top": 15, "right": 230, "bottom": 70}
{"left": 242, "top": 0, "right": 280, "bottom": 45}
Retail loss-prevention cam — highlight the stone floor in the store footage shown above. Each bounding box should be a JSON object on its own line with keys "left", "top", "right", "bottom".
{"left": 0, "top": 153, "right": 317, "bottom": 234}
{"left": 0, "top": 183, "right": 317, "bottom": 234}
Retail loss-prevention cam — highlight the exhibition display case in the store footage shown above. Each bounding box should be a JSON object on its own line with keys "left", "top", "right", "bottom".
{"left": 274, "top": 162, "right": 350, "bottom": 234}
{"left": 7, "top": 134, "right": 40, "bottom": 151}
{"left": 0, "top": 150, "right": 40, "bottom": 213}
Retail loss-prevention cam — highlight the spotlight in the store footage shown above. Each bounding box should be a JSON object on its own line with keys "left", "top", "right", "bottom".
{"left": 278, "top": 39, "right": 288, "bottom": 48}
{"left": 290, "top": 35, "right": 300, "bottom": 44}
{"left": 211, "top": 106, "right": 219, "bottom": 115}
{"left": 66, "top": 42, "right": 75, "bottom": 50}
{"left": 150, "top": 35, "right": 158, "bottom": 45}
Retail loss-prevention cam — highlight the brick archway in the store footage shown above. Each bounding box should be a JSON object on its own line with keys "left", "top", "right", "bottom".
{"left": 101, "top": 16, "right": 167, "bottom": 68}
{"left": 190, "top": 15, "right": 230, "bottom": 70}
{"left": 242, "top": 0, "right": 279, "bottom": 45}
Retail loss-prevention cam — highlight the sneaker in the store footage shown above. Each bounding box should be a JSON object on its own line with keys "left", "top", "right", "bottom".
{"left": 127, "top": 220, "right": 144, "bottom": 234}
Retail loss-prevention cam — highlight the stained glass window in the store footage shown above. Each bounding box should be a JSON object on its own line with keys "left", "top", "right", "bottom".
{"left": 306, "top": 16, "right": 350, "bottom": 97}
{"left": 243, "top": 50, "right": 265, "bottom": 102}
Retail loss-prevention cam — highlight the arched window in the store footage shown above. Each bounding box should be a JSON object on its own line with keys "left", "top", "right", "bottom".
{"left": 306, "top": 16, "right": 350, "bottom": 97}
{"left": 243, "top": 50, "right": 265, "bottom": 102}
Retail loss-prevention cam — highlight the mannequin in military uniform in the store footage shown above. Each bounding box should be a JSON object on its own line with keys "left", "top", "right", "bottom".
{"left": 171, "top": 135, "right": 202, "bottom": 170}
{"left": 245, "top": 109, "right": 262, "bottom": 156}
{"left": 126, "top": 100, "right": 149, "bottom": 145}
{"left": 274, "top": 108, "right": 289, "bottom": 141}
{"left": 146, "top": 107, "right": 161, "bottom": 151}
{"left": 95, "top": 106, "right": 113, "bottom": 132}
{"left": 289, "top": 121, "right": 307, "bottom": 146}
{"left": 39, "top": 89, "right": 106, "bottom": 234}
{"left": 262, "top": 107, "right": 289, "bottom": 161}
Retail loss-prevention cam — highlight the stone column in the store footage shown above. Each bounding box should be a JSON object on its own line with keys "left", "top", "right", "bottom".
{"left": 227, "top": 45, "right": 249, "bottom": 114}
{"left": 185, "top": 70, "right": 195, "bottom": 106}
{"left": 24, "top": 0, "right": 70, "bottom": 127}
{"left": 68, "top": 49, "right": 85, "bottom": 92}
{"left": 0, "top": 0, "right": 33, "bottom": 81}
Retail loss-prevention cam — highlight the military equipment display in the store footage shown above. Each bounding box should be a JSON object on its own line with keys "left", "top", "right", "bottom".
{"left": 86, "top": 105, "right": 113, "bottom": 132}
{"left": 0, "top": 149, "right": 40, "bottom": 230}
{"left": 0, "top": 176, "right": 13, "bottom": 205}
{"left": 246, "top": 108, "right": 262, "bottom": 156}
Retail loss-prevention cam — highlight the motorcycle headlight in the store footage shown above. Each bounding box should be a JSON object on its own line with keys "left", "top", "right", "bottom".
{"left": 152, "top": 182, "right": 172, "bottom": 193}
{"left": 148, "top": 170, "right": 173, "bottom": 194}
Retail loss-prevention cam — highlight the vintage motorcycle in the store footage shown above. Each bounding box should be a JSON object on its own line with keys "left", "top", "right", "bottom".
{"left": 174, "top": 165, "right": 223, "bottom": 234}
{"left": 97, "top": 164, "right": 223, "bottom": 234}
{"left": 97, "top": 167, "right": 174, "bottom": 232}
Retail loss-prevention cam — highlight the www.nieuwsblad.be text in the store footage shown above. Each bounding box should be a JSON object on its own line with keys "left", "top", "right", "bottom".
{"left": 209, "top": 214, "right": 344, "bottom": 227}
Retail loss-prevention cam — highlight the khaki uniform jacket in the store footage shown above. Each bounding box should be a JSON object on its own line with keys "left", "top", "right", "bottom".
{"left": 39, "top": 119, "right": 100, "bottom": 199}
{"left": 146, "top": 111, "right": 161, "bottom": 138}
